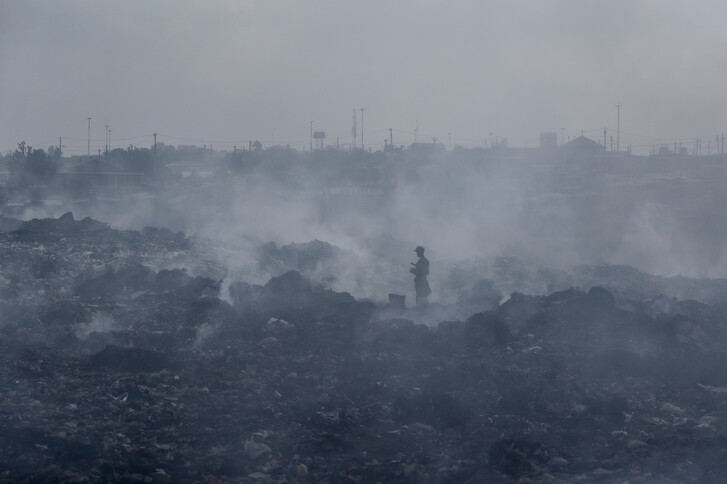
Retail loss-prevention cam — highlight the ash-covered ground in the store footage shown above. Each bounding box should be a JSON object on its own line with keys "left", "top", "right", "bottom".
{"left": 2, "top": 213, "right": 727, "bottom": 483}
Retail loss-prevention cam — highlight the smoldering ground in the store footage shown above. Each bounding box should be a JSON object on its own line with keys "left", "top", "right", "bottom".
{"left": 3, "top": 208, "right": 727, "bottom": 482}
{"left": 4, "top": 146, "right": 727, "bottom": 482}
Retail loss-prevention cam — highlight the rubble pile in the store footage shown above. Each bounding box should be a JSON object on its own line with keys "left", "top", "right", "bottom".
{"left": 1, "top": 214, "right": 727, "bottom": 482}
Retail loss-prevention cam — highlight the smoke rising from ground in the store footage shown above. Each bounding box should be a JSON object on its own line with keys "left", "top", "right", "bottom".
{"left": 6, "top": 147, "right": 727, "bottom": 308}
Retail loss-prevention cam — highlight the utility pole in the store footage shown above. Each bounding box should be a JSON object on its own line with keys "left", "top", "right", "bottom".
{"left": 87, "top": 117, "right": 91, "bottom": 156}
{"left": 153, "top": 133, "right": 157, "bottom": 177}
{"left": 390, "top": 128, "right": 393, "bottom": 147}
{"left": 59, "top": 137, "right": 63, "bottom": 158}
{"left": 616, "top": 103, "right": 621, "bottom": 153}
{"left": 603, "top": 127, "right": 607, "bottom": 148}
{"left": 309, "top": 120, "right": 313, "bottom": 152}
{"left": 351, "top": 109, "right": 357, "bottom": 150}
{"left": 105, "top": 125, "right": 109, "bottom": 162}
{"left": 360, "top": 108, "right": 365, "bottom": 150}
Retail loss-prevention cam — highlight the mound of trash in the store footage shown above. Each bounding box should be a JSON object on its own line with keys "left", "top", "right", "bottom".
{"left": 1, "top": 214, "right": 727, "bottom": 482}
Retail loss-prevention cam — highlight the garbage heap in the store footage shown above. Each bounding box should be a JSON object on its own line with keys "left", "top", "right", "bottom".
{"left": 1, "top": 213, "right": 727, "bottom": 483}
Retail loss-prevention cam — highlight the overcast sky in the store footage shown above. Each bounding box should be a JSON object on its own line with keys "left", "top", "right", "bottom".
{"left": 2, "top": 0, "right": 727, "bottom": 155}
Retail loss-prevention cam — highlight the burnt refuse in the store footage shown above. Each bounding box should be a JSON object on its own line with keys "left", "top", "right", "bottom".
{"left": 1, "top": 214, "right": 727, "bottom": 482}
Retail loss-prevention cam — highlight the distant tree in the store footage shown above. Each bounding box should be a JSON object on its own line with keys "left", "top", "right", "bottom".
{"left": 9, "top": 141, "right": 58, "bottom": 185}
{"left": 47, "top": 145, "right": 62, "bottom": 160}
{"left": 121, "top": 145, "right": 153, "bottom": 175}
{"left": 108, "top": 147, "right": 127, "bottom": 166}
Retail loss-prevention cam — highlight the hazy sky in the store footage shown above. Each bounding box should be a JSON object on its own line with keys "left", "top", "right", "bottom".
{"left": 2, "top": 0, "right": 727, "bottom": 155}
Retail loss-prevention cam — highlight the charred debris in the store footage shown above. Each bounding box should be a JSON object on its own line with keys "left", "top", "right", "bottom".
{"left": 2, "top": 213, "right": 727, "bottom": 483}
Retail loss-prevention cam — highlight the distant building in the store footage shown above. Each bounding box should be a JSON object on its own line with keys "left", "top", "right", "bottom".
{"left": 59, "top": 159, "right": 143, "bottom": 188}
{"left": 560, "top": 135, "right": 606, "bottom": 155}
{"left": 164, "top": 160, "right": 215, "bottom": 180}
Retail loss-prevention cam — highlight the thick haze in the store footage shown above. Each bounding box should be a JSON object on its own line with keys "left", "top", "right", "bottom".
{"left": 2, "top": 0, "right": 727, "bottom": 155}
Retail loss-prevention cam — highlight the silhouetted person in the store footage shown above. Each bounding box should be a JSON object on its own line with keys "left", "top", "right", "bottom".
{"left": 411, "top": 246, "right": 431, "bottom": 306}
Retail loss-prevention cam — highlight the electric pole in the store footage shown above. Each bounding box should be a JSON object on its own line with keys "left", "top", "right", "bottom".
{"left": 616, "top": 103, "right": 621, "bottom": 153}
{"left": 87, "top": 117, "right": 91, "bottom": 156}
{"left": 351, "top": 109, "right": 357, "bottom": 150}
{"left": 153, "top": 133, "right": 157, "bottom": 177}
{"left": 309, "top": 121, "right": 313, "bottom": 152}
{"left": 360, "top": 108, "right": 365, "bottom": 150}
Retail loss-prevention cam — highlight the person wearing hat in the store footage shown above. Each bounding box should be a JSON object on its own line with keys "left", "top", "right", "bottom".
{"left": 410, "top": 246, "right": 431, "bottom": 306}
